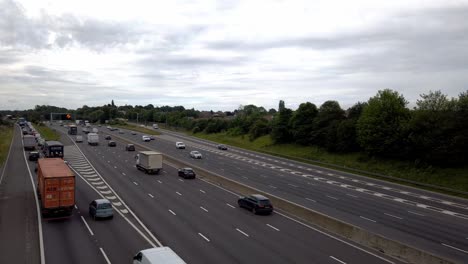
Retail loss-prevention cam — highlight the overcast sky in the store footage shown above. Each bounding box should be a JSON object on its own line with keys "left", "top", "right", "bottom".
{"left": 1, "top": 0, "right": 467, "bottom": 111}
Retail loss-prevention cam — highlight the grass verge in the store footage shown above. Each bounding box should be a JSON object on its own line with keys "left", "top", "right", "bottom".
{"left": 114, "top": 124, "right": 161, "bottom": 136}
{"left": 0, "top": 125, "right": 14, "bottom": 167}
{"left": 35, "top": 123, "right": 60, "bottom": 141}
{"left": 194, "top": 132, "right": 468, "bottom": 198}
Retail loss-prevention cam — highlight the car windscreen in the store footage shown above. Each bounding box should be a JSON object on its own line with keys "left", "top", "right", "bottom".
{"left": 98, "top": 203, "right": 112, "bottom": 209}
{"left": 259, "top": 200, "right": 271, "bottom": 206}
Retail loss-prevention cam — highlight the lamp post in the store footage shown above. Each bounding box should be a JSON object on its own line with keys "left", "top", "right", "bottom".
{"left": 136, "top": 113, "right": 139, "bottom": 124}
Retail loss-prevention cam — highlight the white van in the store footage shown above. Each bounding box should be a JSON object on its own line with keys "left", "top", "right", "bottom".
{"left": 133, "top": 247, "right": 186, "bottom": 264}
{"left": 152, "top": 124, "right": 159, "bottom": 129}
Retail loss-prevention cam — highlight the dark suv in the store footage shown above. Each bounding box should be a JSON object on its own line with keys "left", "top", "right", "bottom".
{"left": 217, "top": 144, "right": 228, "bottom": 150}
{"left": 238, "top": 194, "right": 273, "bottom": 215}
{"left": 125, "top": 144, "right": 135, "bottom": 151}
{"left": 108, "top": 141, "right": 116, "bottom": 147}
{"left": 178, "top": 168, "right": 196, "bottom": 179}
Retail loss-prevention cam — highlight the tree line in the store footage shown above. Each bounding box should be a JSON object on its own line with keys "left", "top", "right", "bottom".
{"left": 1, "top": 89, "right": 467, "bottom": 167}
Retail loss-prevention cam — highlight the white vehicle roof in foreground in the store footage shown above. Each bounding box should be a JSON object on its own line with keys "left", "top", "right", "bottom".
{"left": 139, "top": 247, "right": 186, "bottom": 264}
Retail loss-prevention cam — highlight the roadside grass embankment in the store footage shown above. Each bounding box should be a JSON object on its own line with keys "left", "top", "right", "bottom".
{"left": 194, "top": 132, "right": 468, "bottom": 198}
{"left": 114, "top": 123, "right": 161, "bottom": 136}
{"left": 34, "top": 123, "right": 60, "bottom": 141}
{"left": 0, "top": 125, "right": 14, "bottom": 167}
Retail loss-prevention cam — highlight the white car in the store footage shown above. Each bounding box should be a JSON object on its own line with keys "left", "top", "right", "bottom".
{"left": 142, "top": 135, "right": 151, "bottom": 142}
{"left": 190, "top": 151, "right": 202, "bottom": 159}
{"left": 176, "top": 142, "right": 185, "bottom": 149}
{"left": 76, "top": 135, "right": 83, "bottom": 143}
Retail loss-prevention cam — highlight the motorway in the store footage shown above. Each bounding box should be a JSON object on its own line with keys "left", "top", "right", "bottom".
{"left": 44, "top": 124, "right": 401, "bottom": 263}
{"left": 0, "top": 125, "right": 40, "bottom": 263}
{"left": 96, "top": 124, "right": 468, "bottom": 263}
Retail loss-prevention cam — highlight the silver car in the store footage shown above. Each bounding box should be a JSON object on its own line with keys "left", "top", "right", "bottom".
{"left": 89, "top": 199, "right": 113, "bottom": 220}
{"left": 190, "top": 151, "right": 202, "bottom": 159}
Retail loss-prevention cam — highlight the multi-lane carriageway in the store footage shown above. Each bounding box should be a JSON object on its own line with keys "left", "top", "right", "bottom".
{"left": 0, "top": 121, "right": 465, "bottom": 264}
{"left": 45, "top": 125, "right": 398, "bottom": 264}
{"left": 0, "top": 124, "right": 400, "bottom": 264}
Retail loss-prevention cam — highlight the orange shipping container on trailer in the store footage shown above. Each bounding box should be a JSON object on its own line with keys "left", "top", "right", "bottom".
{"left": 37, "top": 158, "right": 75, "bottom": 218}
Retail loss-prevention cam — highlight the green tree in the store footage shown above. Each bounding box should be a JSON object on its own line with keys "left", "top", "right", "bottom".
{"left": 249, "top": 118, "right": 271, "bottom": 141}
{"left": 357, "top": 89, "right": 410, "bottom": 157}
{"left": 290, "top": 102, "right": 318, "bottom": 145}
{"left": 334, "top": 103, "right": 366, "bottom": 152}
{"left": 311, "top": 100, "right": 345, "bottom": 148}
{"left": 271, "top": 100, "right": 293, "bottom": 143}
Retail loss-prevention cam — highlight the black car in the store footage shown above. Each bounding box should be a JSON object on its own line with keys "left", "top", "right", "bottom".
{"left": 108, "top": 141, "right": 116, "bottom": 147}
{"left": 238, "top": 194, "right": 273, "bottom": 215}
{"left": 125, "top": 144, "right": 135, "bottom": 151}
{"left": 217, "top": 144, "right": 228, "bottom": 150}
{"left": 29, "top": 151, "right": 40, "bottom": 161}
{"left": 104, "top": 135, "right": 112, "bottom": 140}
{"left": 178, "top": 168, "right": 196, "bottom": 179}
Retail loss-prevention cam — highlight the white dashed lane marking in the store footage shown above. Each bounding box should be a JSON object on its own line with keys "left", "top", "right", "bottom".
{"left": 236, "top": 228, "right": 249, "bottom": 237}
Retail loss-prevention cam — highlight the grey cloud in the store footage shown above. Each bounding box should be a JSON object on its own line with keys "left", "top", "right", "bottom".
{"left": 0, "top": 0, "right": 49, "bottom": 49}
{"left": 0, "top": 0, "right": 147, "bottom": 50}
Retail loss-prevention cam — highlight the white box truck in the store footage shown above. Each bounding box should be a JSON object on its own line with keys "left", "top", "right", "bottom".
{"left": 133, "top": 247, "right": 186, "bottom": 264}
{"left": 87, "top": 133, "right": 99, "bottom": 146}
{"left": 136, "top": 151, "right": 163, "bottom": 174}
{"left": 23, "top": 135, "right": 36, "bottom": 150}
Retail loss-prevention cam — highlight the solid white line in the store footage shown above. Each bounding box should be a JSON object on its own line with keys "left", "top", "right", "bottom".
{"left": 169, "top": 209, "right": 176, "bottom": 215}
{"left": 81, "top": 216, "right": 94, "bottom": 236}
{"left": 276, "top": 212, "right": 394, "bottom": 264}
{"left": 306, "top": 198, "right": 316, "bottom": 202}
{"left": 346, "top": 194, "right": 358, "bottom": 198}
{"left": 176, "top": 191, "right": 182, "bottom": 196}
{"left": 66, "top": 136, "right": 162, "bottom": 247}
{"left": 200, "top": 206, "right": 208, "bottom": 212}
{"left": 99, "top": 248, "right": 112, "bottom": 264}
{"left": 21, "top": 130, "right": 46, "bottom": 264}
{"left": 408, "top": 210, "right": 425, "bottom": 216}
{"left": 384, "top": 213, "right": 403, "bottom": 220}
{"left": 266, "top": 224, "right": 280, "bottom": 231}
{"left": 133, "top": 181, "right": 139, "bottom": 186}
{"left": 200, "top": 189, "right": 206, "bottom": 194}
{"left": 441, "top": 243, "right": 468, "bottom": 254}
{"left": 326, "top": 195, "right": 339, "bottom": 200}
{"left": 148, "top": 193, "right": 154, "bottom": 198}
{"left": 330, "top": 256, "right": 347, "bottom": 264}
{"left": 227, "top": 203, "right": 236, "bottom": 208}
{"left": 236, "top": 228, "right": 249, "bottom": 237}
{"left": 198, "top": 233, "right": 210, "bottom": 242}
{"left": 360, "top": 216, "right": 377, "bottom": 223}
{"left": 0, "top": 127, "right": 14, "bottom": 184}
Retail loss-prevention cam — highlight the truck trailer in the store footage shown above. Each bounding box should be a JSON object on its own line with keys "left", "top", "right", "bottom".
{"left": 136, "top": 151, "right": 163, "bottom": 174}
{"left": 23, "top": 135, "right": 36, "bottom": 150}
{"left": 87, "top": 133, "right": 99, "bottom": 146}
{"left": 37, "top": 158, "right": 75, "bottom": 218}
{"left": 68, "top": 125, "right": 78, "bottom": 135}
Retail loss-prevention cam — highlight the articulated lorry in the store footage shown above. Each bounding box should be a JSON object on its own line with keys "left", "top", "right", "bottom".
{"left": 37, "top": 158, "right": 75, "bottom": 218}
{"left": 136, "top": 151, "right": 163, "bottom": 174}
{"left": 23, "top": 135, "right": 36, "bottom": 150}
